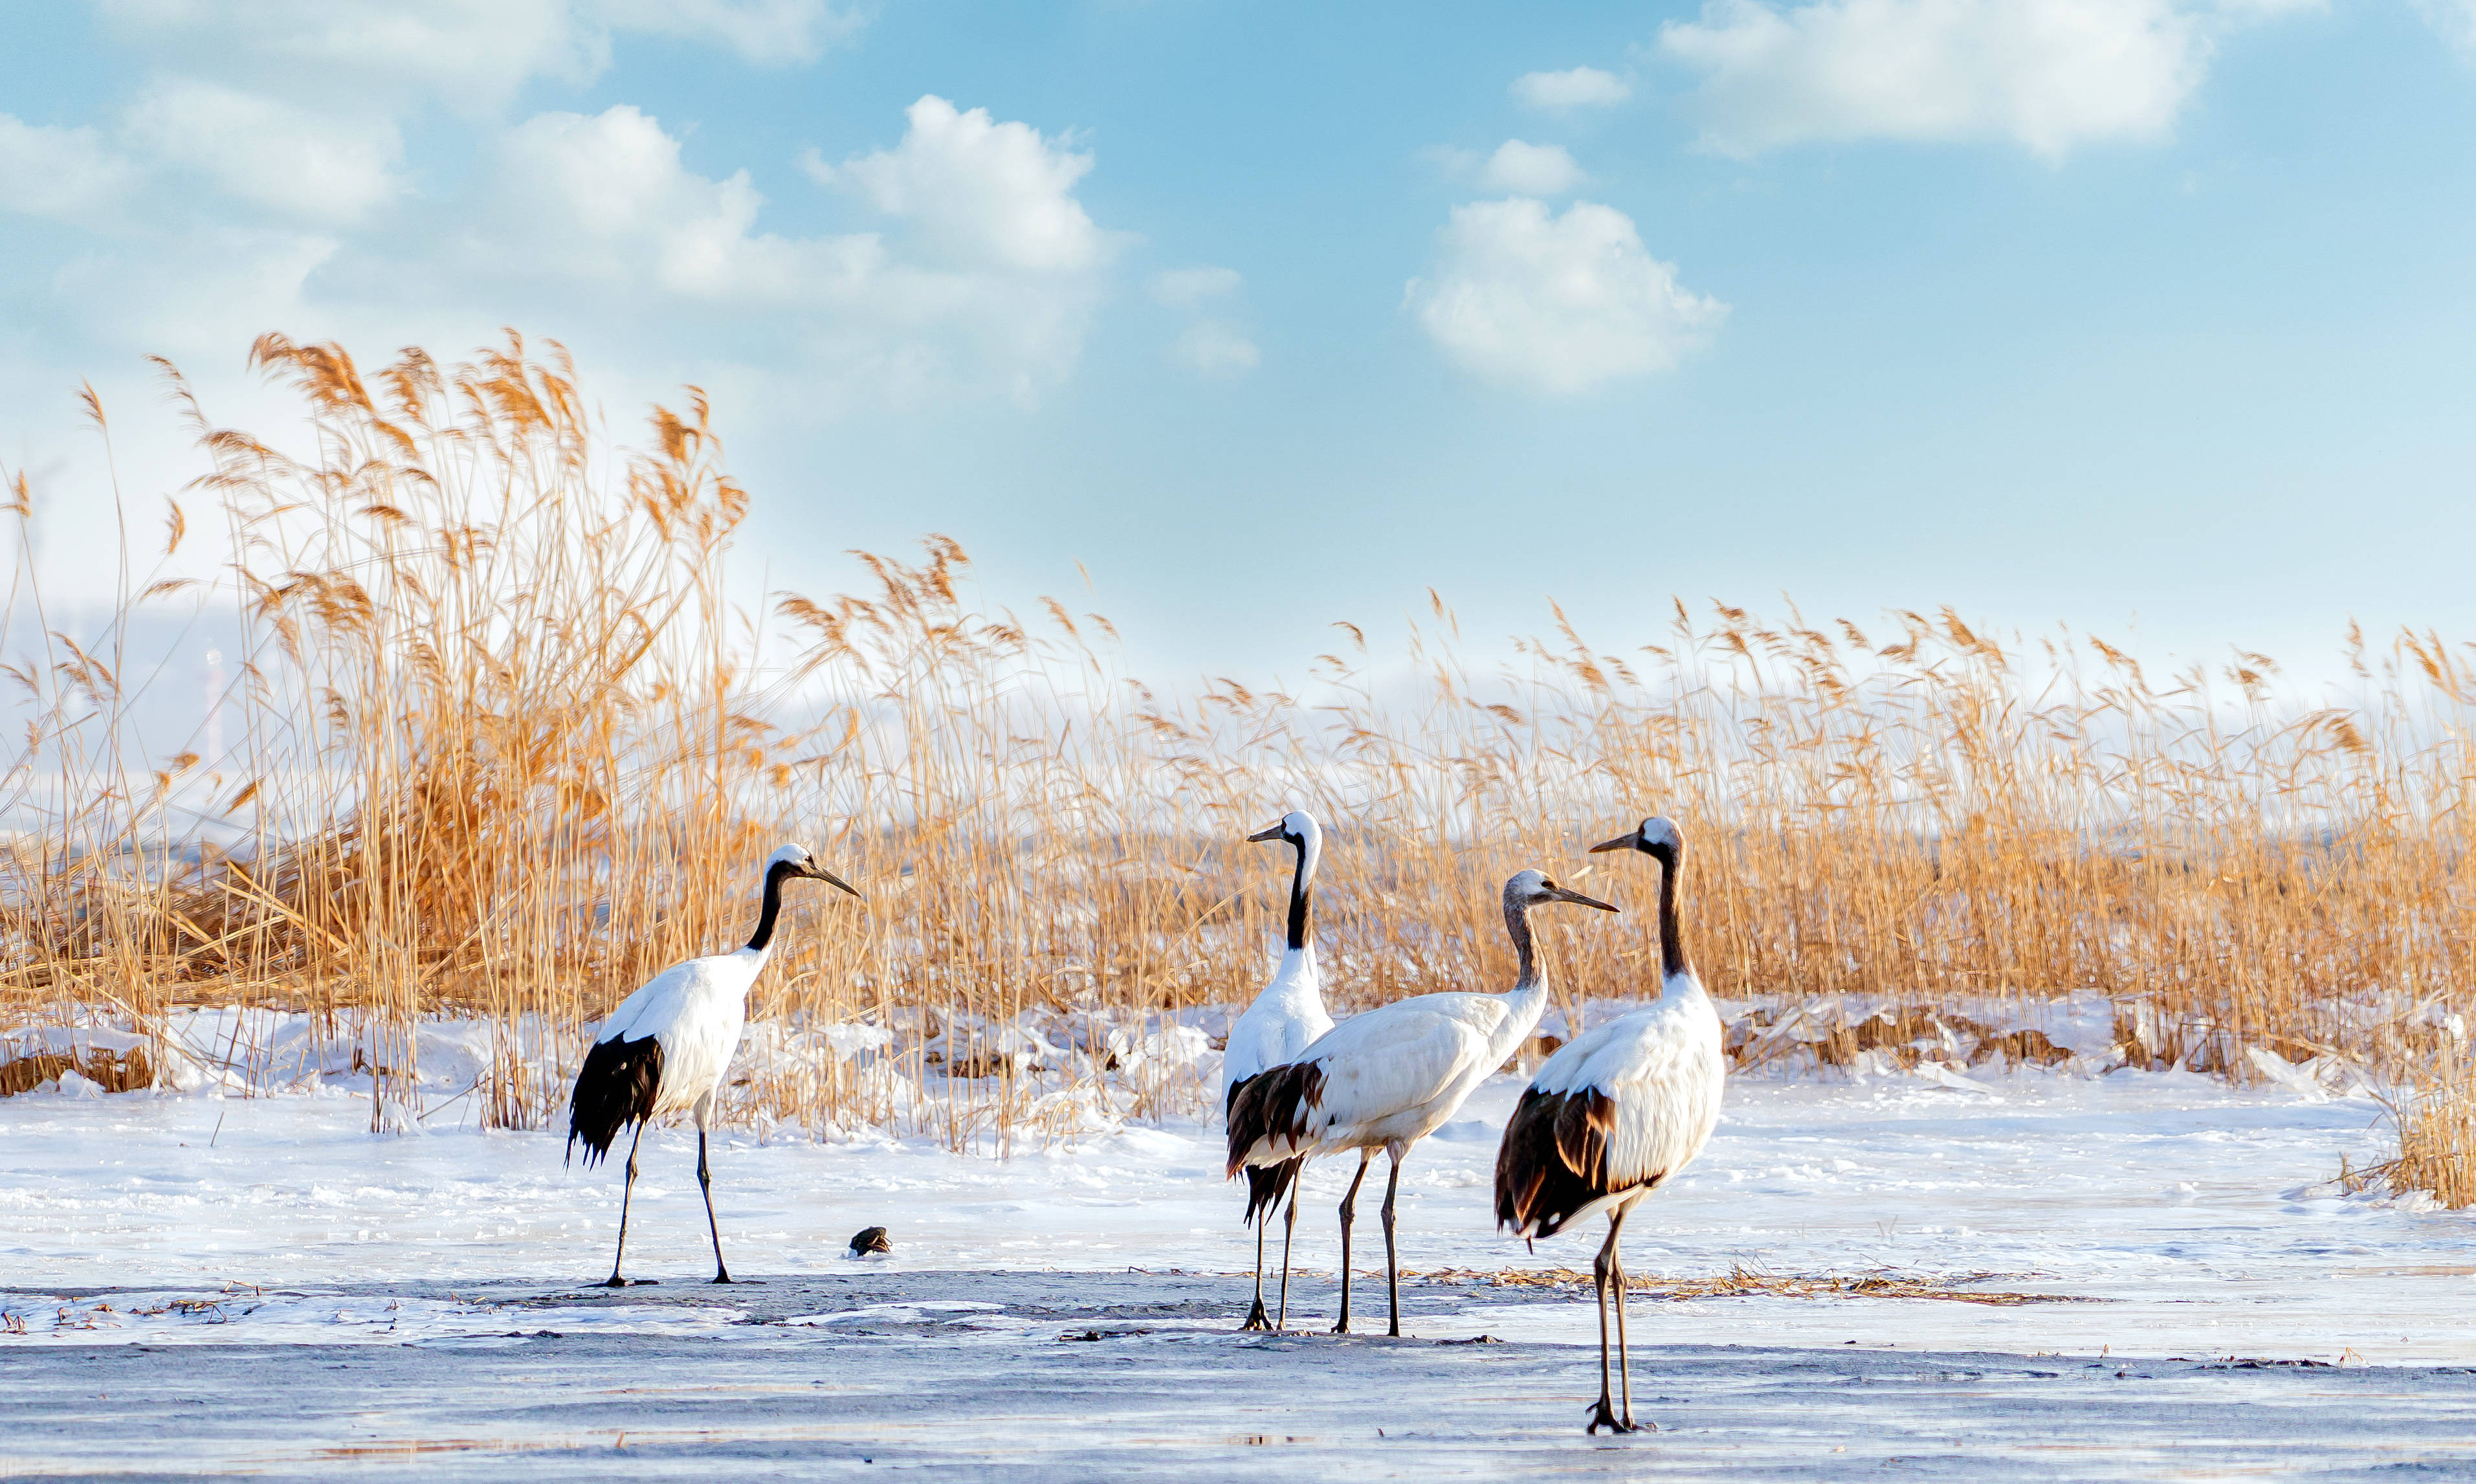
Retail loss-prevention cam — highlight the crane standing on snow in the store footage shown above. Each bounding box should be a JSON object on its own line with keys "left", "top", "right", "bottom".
{"left": 1221, "top": 810, "right": 1336, "bottom": 1331}
{"left": 1229, "top": 869, "right": 1618, "bottom": 1335}
{"left": 1496, "top": 817, "right": 1725, "bottom": 1434}
{"left": 567, "top": 842, "right": 861, "bottom": 1287}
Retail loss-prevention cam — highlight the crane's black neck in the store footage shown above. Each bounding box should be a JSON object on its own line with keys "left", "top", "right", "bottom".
{"left": 745, "top": 859, "right": 797, "bottom": 953}
{"left": 1503, "top": 892, "right": 1539, "bottom": 989}
{"left": 1285, "top": 836, "right": 1314, "bottom": 951}
{"left": 1646, "top": 841, "right": 1690, "bottom": 980}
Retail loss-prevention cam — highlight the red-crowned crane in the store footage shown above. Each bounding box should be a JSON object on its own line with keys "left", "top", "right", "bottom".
{"left": 1230, "top": 869, "right": 1617, "bottom": 1335}
{"left": 1496, "top": 816, "right": 1725, "bottom": 1434}
{"left": 566, "top": 842, "right": 861, "bottom": 1287}
{"left": 1222, "top": 810, "right": 1335, "bottom": 1331}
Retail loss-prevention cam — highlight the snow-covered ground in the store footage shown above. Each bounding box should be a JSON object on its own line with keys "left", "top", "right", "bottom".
{"left": 0, "top": 1061, "right": 2458, "bottom": 1362}
{"left": 9, "top": 1059, "right": 2475, "bottom": 1478}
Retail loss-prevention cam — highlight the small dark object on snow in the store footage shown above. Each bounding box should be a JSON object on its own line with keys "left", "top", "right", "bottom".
{"left": 847, "top": 1226, "right": 891, "bottom": 1256}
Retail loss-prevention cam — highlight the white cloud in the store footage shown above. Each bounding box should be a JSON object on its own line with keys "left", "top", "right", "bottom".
{"left": 1511, "top": 66, "right": 1633, "bottom": 111}
{"left": 819, "top": 96, "right": 1112, "bottom": 275}
{"left": 1149, "top": 265, "right": 1241, "bottom": 309}
{"left": 2416, "top": 0, "right": 2476, "bottom": 52}
{"left": 3, "top": 89, "right": 1123, "bottom": 413}
{"left": 488, "top": 105, "right": 791, "bottom": 295}
{"left": 1478, "top": 140, "right": 1587, "bottom": 195}
{"left": 1175, "top": 321, "right": 1259, "bottom": 379}
{"left": 595, "top": 0, "right": 865, "bottom": 65}
{"left": 1657, "top": 0, "right": 2311, "bottom": 159}
{"left": 94, "top": 0, "right": 867, "bottom": 116}
{"left": 1406, "top": 197, "right": 1725, "bottom": 394}
{"left": 471, "top": 98, "right": 1120, "bottom": 403}
{"left": 127, "top": 80, "right": 404, "bottom": 225}
{"left": 0, "top": 116, "right": 140, "bottom": 227}
{"left": 95, "top": 0, "right": 607, "bottom": 115}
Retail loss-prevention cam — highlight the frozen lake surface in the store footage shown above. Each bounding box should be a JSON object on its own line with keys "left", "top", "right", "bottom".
{"left": 8, "top": 1272, "right": 2476, "bottom": 1481}
{"left": 5, "top": 1061, "right": 2474, "bottom": 1475}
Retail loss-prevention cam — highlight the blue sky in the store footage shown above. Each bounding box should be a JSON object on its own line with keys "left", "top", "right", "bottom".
{"left": 5, "top": 1, "right": 2474, "bottom": 691}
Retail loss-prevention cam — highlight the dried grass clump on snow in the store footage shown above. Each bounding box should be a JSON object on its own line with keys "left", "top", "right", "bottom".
{"left": 1420, "top": 1265, "right": 2088, "bottom": 1305}
{"left": 5, "top": 330, "right": 2475, "bottom": 1157}
{"left": 2352, "top": 1046, "right": 2476, "bottom": 1209}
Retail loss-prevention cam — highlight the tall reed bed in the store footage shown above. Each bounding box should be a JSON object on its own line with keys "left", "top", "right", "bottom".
{"left": 3, "top": 333, "right": 2471, "bottom": 1159}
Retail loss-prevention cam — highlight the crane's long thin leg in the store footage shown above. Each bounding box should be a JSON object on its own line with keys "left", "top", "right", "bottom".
{"left": 1610, "top": 1205, "right": 1644, "bottom": 1431}
{"left": 1277, "top": 1170, "right": 1300, "bottom": 1330}
{"left": 1379, "top": 1142, "right": 1405, "bottom": 1338}
{"left": 1243, "top": 1198, "right": 1271, "bottom": 1331}
{"left": 1332, "top": 1151, "right": 1372, "bottom": 1334}
{"left": 697, "top": 1127, "right": 737, "bottom": 1284}
{"left": 601, "top": 1122, "right": 649, "bottom": 1288}
{"left": 1586, "top": 1215, "right": 1633, "bottom": 1434}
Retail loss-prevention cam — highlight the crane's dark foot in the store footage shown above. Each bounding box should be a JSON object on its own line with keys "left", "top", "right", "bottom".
{"left": 1586, "top": 1398, "right": 1640, "bottom": 1435}
{"left": 1241, "top": 1298, "right": 1272, "bottom": 1331}
{"left": 599, "top": 1276, "right": 659, "bottom": 1288}
{"left": 1331, "top": 1319, "right": 1352, "bottom": 1335}
{"left": 710, "top": 1273, "right": 761, "bottom": 1285}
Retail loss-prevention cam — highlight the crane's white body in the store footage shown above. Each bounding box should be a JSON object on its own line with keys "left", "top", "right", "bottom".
{"left": 1247, "top": 983, "right": 1545, "bottom": 1160}
{"left": 1222, "top": 942, "right": 1333, "bottom": 1103}
{"left": 1520, "top": 968, "right": 1725, "bottom": 1231}
{"left": 592, "top": 946, "right": 769, "bottom": 1125}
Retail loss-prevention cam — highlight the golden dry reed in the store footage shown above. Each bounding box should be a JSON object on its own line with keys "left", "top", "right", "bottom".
{"left": 3, "top": 333, "right": 2473, "bottom": 1171}
{"left": 2367, "top": 1044, "right": 2476, "bottom": 1207}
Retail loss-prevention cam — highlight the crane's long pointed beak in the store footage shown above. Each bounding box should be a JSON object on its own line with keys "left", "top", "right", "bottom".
{"left": 815, "top": 867, "right": 863, "bottom": 900}
{"left": 1553, "top": 886, "right": 1621, "bottom": 913}
{"left": 1587, "top": 832, "right": 1639, "bottom": 854}
{"left": 1246, "top": 823, "right": 1285, "bottom": 843}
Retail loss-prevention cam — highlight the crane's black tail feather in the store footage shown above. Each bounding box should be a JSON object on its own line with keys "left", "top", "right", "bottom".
{"left": 1242, "top": 1157, "right": 1301, "bottom": 1227}
{"left": 1494, "top": 1085, "right": 1620, "bottom": 1241}
{"left": 567, "top": 1035, "right": 664, "bottom": 1167}
{"left": 1224, "top": 1061, "right": 1325, "bottom": 1177}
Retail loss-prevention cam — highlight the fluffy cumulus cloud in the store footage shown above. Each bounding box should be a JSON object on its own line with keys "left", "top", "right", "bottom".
{"left": 3, "top": 80, "right": 1122, "bottom": 414}
{"left": 1510, "top": 66, "right": 1633, "bottom": 111}
{"left": 487, "top": 105, "right": 795, "bottom": 294}
{"left": 818, "top": 96, "right": 1111, "bottom": 275}
{"left": 1406, "top": 198, "right": 1725, "bottom": 394}
{"left": 1479, "top": 140, "right": 1587, "bottom": 195}
{"left": 474, "top": 97, "right": 1123, "bottom": 402}
{"left": 1659, "top": 0, "right": 2322, "bottom": 158}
